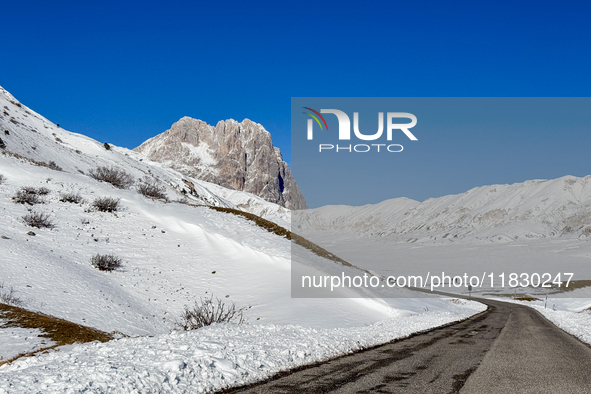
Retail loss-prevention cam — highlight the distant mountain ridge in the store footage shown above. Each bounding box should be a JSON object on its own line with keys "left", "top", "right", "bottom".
{"left": 294, "top": 175, "right": 591, "bottom": 243}
{"left": 134, "top": 116, "right": 307, "bottom": 210}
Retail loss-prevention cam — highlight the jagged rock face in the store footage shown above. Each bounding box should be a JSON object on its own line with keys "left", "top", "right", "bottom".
{"left": 134, "top": 117, "right": 308, "bottom": 210}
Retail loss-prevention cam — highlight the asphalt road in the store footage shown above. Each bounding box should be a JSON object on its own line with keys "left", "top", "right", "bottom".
{"left": 225, "top": 298, "right": 591, "bottom": 393}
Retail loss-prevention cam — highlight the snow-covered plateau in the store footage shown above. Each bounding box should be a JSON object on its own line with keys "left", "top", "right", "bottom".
{"left": 0, "top": 85, "right": 487, "bottom": 392}
{"left": 293, "top": 172, "right": 591, "bottom": 283}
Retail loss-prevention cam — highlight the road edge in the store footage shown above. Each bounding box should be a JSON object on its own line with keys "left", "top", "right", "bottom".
{"left": 220, "top": 302, "right": 491, "bottom": 393}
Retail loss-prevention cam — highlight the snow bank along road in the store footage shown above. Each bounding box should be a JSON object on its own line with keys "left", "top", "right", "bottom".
{"left": 228, "top": 298, "right": 591, "bottom": 393}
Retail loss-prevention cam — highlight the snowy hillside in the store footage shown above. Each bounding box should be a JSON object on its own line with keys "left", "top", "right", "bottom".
{"left": 0, "top": 84, "right": 423, "bottom": 335}
{"left": 0, "top": 85, "right": 290, "bottom": 228}
{"left": 0, "top": 85, "right": 486, "bottom": 392}
{"left": 292, "top": 175, "right": 591, "bottom": 294}
{"left": 294, "top": 176, "right": 591, "bottom": 243}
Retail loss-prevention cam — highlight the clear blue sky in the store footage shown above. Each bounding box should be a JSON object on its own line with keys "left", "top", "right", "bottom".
{"left": 1, "top": 1, "right": 590, "bottom": 207}
{"left": 292, "top": 97, "right": 591, "bottom": 207}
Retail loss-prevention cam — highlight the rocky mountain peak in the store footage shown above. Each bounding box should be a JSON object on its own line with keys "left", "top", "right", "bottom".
{"left": 134, "top": 117, "right": 308, "bottom": 210}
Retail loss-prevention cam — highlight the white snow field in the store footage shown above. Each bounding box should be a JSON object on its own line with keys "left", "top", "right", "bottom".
{"left": 0, "top": 85, "right": 486, "bottom": 392}
{"left": 0, "top": 324, "right": 54, "bottom": 363}
{"left": 293, "top": 173, "right": 591, "bottom": 290}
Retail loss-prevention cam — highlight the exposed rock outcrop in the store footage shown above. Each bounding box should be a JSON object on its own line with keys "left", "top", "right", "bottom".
{"left": 135, "top": 117, "right": 307, "bottom": 210}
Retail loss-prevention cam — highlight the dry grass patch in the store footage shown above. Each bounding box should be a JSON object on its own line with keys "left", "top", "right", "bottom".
{"left": 1, "top": 150, "right": 62, "bottom": 171}
{"left": 514, "top": 296, "right": 541, "bottom": 302}
{"left": 556, "top": 280, "right": 591, "bottom": 293}
{"left": 207, "top": 206, "right": 355, "bottom": 269}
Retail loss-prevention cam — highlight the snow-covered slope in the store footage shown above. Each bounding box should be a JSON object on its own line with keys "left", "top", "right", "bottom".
{"left": 0, "top": 85, "right": 486, "bottom": 392}
{"left": 295, "top": 176, "right": 591, "bottom": 243}
{"left": 1, "top": 84, "right": 401, "bottom": 335}
{"left": 0, "top": 85, "right": 290, "bottom": 227}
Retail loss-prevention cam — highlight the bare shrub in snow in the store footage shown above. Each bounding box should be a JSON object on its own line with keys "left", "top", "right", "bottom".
{"left": 90, "top": 254, "right": 122, "bottom": 272}
{"left": 178, "top": 295, "right": 248, "bottom": 330}
{"left": 12, "top": 189, "right": 43, "bottom": 205}
{"left": 88, "top": 166, "right": 134, "bottom": 189}
{"left": 0, "top": 283, "right": 24, "bottom": 306}
{"left": 35, "top": 186, "right": 51, "bottom": 195}
{"left": 137, "top": 178, "right": 167, "bottom": 200}
{"left": 22, "top": 211, "right": 54, "bottom": 228}
{"left": 47, "top": 161, "right": 63, "bottom": 171}
{"left": 12, "top": 187, "right": 47, "bottom": 205}
{"left": 92, "top": 196, "right": 121, "bottom": 212}
{"left": 0, "top": 174, "right": 5, "bottom": 185}
{"left": 59, "top": 192, "right": 84, "bottom": 204}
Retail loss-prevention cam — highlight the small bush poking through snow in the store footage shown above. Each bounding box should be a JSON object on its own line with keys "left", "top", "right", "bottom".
{"left": 0, "top": 283, "right": 24, "bottom": 306}
{"left": 59, "top": 192, "right": 84, "bottom": 204}
{"left": 0, "top": 174, "right": 5, "bottom": 185}
{"left": 12, "top": 187, "right": 49, "bottom": 205}
{"left": 21, "top": 186, "right": 50, "bottom": 195}
{"left": 47, "top": 161, "right": 63, "bottom": 171}
{"left": 22, "top": 211, "right": 54, "bottom": 228}
{"left": 178, "top": 295, "right": 248, "bottom": 330}
{"left": 13, "top": 190, "right": 40, "bottom": 205}
{"left": 34, "top": 186, "right": 51, "bottom": 195}
{"left": 90, "top": 254, "right": 122, "bottom": 272}
{"left": 137, "top": 178, "right": 167, "bottom": 200}
{"left": 88, "top": 166, "right": 134, "bottom": 189}
{"left": 92, "top": 196, "right": 121, "bottom": 212}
